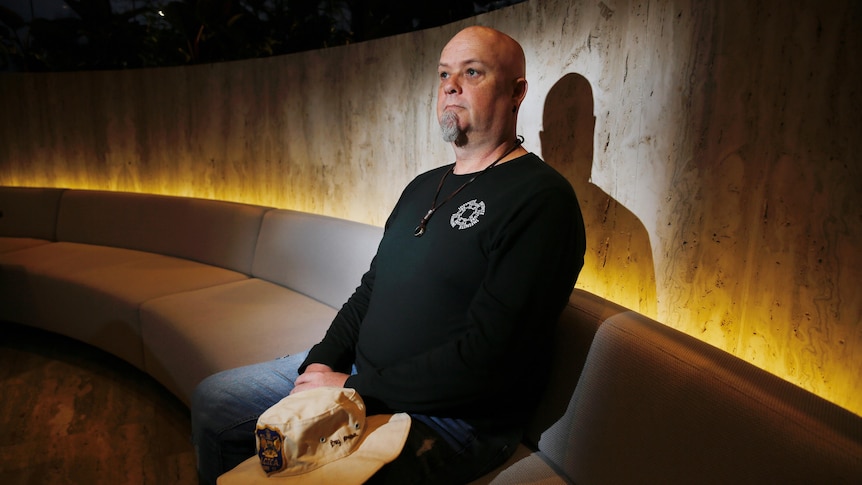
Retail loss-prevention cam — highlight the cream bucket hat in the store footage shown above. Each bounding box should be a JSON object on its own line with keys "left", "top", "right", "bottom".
{"left": 218, "top": 387, "right": 410, "bottom": 484}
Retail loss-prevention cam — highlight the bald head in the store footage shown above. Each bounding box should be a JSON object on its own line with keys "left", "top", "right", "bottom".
{"left": 442, "top": 26, "right": 526, "bottom": 82}
{"left": 437, "top": 27, "right": 528, "bottom": 148}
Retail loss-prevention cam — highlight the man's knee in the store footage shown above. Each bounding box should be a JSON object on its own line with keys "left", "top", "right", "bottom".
{"left": 191, "top": 369, "right": 248, "bottom": 438}
{"left": 191, "top": 372, "right": 224, "bottom": 419}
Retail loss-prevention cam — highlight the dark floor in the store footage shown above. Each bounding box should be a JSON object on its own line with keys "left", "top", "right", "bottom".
{"left": 0, "top": 322, "right": 198, "bottom": 484}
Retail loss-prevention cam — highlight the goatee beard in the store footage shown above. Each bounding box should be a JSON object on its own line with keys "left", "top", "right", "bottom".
{"left": 440, "top": 110, "right": 461, "bottom": 143}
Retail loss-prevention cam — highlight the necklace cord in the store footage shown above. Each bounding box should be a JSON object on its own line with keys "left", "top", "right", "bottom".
{"left": 414, "top": 136, "right": 524, "bottom": 237}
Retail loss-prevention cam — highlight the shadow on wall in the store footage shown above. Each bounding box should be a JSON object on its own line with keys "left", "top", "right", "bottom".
{"left": 541, "top": 73, "right": 657, "bottom": 317}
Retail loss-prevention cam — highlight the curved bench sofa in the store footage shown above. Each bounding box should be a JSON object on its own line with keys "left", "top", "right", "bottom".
{"left": 2, "top": 185, "right": 861, "bottom": 484}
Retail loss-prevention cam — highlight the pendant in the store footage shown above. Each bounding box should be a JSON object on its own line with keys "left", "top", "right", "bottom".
{"left": 414, "top": 209, "right": 434, "bottom": 237}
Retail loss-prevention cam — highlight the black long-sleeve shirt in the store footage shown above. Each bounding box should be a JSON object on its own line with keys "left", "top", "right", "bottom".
{"left": 301, "top": 153, "right": 586, "bottom": 430}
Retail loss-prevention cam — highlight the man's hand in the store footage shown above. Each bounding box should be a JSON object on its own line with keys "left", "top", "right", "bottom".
{"left": 291, "top": 363, "right": 349, "bottom": 395}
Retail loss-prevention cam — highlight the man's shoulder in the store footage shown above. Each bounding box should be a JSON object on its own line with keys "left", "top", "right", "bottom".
{"left": 413, "top": 163, "right": 454, "bottom": 181}
{"left": 503, "top": 153, "right": 574, "bottom": 190}
{"left": 395, "top": 163, "right": 454, "bottom": 200}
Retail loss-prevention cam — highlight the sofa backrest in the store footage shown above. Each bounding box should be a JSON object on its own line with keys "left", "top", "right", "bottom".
{"left": 0, "top": 186, "right": 65, "bottom": 239}
{"left": 539, "top": 309, "right": 862, "bottom": 483}
{"left": 252, "top": 209, "right": 383, "bottom": 309}
{"left": 522, "top": 288, "right": 628, "bottom": 448}
{"left": 56, "top": 190, "right": 267, "bottom": 274}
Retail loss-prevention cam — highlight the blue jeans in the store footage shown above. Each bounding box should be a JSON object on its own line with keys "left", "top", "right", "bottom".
{"left": 190, "top": 351, "right": 520, "bottom": 484}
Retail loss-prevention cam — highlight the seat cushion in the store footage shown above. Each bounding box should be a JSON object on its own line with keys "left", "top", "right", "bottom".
{"left": 140, "top": 278, "right": 336, "bottom": 404}
{"left": 0, "top": 237, "right": 52, "bottom": 253}
{"left": 480, "top": 452, "right": 567, "bottom": 485}
{"left": 0, "top": 242, "right": 248, "bottom": 368}
{"left": 467, "top": 445, "right": 565, "bottom": 485}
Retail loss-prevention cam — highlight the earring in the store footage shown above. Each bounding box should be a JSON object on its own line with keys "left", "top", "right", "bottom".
{"left": 512, "top": 106, "right": 517, "bottom": 113}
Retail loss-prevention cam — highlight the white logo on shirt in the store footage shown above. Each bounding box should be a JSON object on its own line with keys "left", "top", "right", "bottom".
{"left": 450, "top": 199, "right": 486, "bottom": 230}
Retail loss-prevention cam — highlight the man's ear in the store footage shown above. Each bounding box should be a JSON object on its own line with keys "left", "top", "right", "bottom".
{"left": 513, "top": 78, "right": 528, "bottom": 108}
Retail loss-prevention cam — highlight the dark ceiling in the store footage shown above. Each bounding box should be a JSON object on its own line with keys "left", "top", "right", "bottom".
{"left": 0, "top": 0, "right": 526, "bottom": 72}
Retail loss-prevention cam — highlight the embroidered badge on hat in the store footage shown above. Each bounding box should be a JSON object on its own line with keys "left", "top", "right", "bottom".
{"left": 217, "top": 387, "right": 411, "bottom": 485}
{"left": 256, "top": 426, "right": 285, "bottom": 473}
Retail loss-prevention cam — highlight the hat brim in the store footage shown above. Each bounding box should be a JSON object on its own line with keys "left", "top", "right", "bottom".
{"left": 218, "top": 413, "right": 411, "bottom": 485}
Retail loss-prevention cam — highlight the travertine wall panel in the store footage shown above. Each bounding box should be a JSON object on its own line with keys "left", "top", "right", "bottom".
{"left": 1, "top": 0, "right": 860, "bottom": 415}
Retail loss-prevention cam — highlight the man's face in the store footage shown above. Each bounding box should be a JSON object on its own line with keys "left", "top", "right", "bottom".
{"left": 436, "top": 30, "right": 514, "bottom": 144}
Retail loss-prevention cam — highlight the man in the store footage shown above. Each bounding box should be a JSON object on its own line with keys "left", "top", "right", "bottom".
{"left": 192, "top": 26, "right": 585, "bottom": 484}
